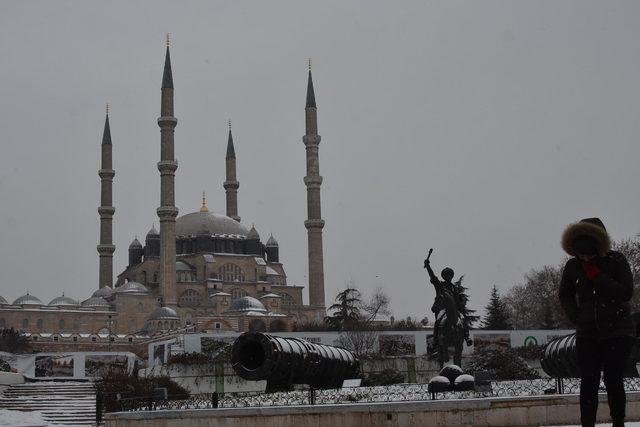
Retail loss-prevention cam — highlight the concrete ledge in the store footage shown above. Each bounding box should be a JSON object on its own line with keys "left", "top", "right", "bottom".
{"left": 105, "top": 392, "right": 640, "bottom": 426}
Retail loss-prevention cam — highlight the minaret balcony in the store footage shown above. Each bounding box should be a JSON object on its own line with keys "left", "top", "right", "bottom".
{"left": 302, "top": 135, "right": 321, "bottom": 145}
{"left": 223, "top": 180, "right": 239, "bottom": 190}
{"left": 157, "top": 160, "right": 178, "bottom": 173}
{"left": 304, "top": 219, "right": 325, "bottom": 230}
{"left": 97, "top": 244, "right": 116, "bottom": 255}
{"left": 303, "top": 176, "right": 323, "bottom": 187}
{"left": 97, "top": 206, "right": 115, "bottom": 216}
{"left": 98, "top": 169, "right": 115, "bottom": 179}
{"left": 157, "top": 206, "right": 179, "bottom": 218}
{"left": 157, "top": 117, "right": 178, "bottom": 127}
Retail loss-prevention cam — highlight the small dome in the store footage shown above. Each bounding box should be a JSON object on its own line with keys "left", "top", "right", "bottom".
{"left": 129, "top": 237, "right": 142, "bottom": 249}
{"left": 247, "top": 225, "right": 260, "bottom": 240}
{"left": 13, "top": 293, "right": 43, "bottom": 306}
{"left": 176, "top": 261, "right": 192, "bottom": 271}
{"left": 81, "top": 296, "right": 111, "bottom": 308}
{"left": 227, "top": 296, "right": 267, "bottom": 313}
{"left": 115, "top": 281, "right": 149, "bottom": 294}
{"left": 48, "top": 295, "right": 78, "bottom": 307}
{"left": 147, "top": 225, "right": 159, "bottom": 237}
{"left": 0, "top": 296, "right": 8, "bottom": 305}
{"left": 266, "top": 234, "right": 279, "bottom": 247}
{"left": 91, "top": 286, "right": 114, "bottom": 298}
{"left": 147, "top": 306, "right": 180, "bottom": 321}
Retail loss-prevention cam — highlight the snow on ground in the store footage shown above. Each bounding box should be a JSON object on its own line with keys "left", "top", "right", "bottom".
{"left": 551, "top": 424, "right": 640, "bottom": 426}
{"left": 0, "top": 409, "right": 48, "bottom": 426}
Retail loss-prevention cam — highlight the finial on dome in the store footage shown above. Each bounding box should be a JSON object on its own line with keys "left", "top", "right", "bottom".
{"left": 200, "top": 191, "right": 209, "bottom": 212}
{"left": 228, "top": 119, "right": 232, "bottom": 131}
{"left": 106, "top": 103, "right": 110, "bottom": 116}
{"left": 308, "top": 58, "right": 312, "bottom": 71}
{"left": 166, "top": 33, "right": 170, "bottom": 47}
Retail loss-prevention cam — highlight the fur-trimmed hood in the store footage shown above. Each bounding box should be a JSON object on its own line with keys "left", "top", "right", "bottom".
{"left": 561, "top": 217, "right": 611, "bottom": 257}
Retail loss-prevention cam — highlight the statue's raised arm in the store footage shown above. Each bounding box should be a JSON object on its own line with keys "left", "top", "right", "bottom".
{"left": 424, "top": 248, "right": 441, "bottom": 289}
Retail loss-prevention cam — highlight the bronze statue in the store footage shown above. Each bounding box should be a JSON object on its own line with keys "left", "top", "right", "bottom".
{"left": 424, "top": 248, "right": 474, "bottom": 368}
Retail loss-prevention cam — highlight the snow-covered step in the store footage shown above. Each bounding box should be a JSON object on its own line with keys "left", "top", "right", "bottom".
{"left": 0, "top": 381, "right": 98, "bottom": 426}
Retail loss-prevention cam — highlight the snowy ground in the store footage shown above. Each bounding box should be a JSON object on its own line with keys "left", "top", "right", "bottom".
{"left": 0, "top": 409, "right": 48, "bottom": 426}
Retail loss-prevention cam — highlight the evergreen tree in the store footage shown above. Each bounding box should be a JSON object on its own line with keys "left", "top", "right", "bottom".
{"left": 453, "top": 276, "right": 479, "bottom": 331}
{"left": 325, "top": 288, "right": 361, "bottom": 331}
{"left": 481, "top": 285, "right": 512, "bottom": 330}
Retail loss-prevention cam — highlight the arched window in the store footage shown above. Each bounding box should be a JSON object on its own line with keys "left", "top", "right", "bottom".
{"left": 140, "top": 271, "right": 147, "bottom": 285}
{"left": 279, "top": 293, "right": 294, "bottom": 307}
{"left": 23, "top": 318, "right": 30, "bottom": 329}
{"left": 138, "top": 302, "right": 144, "bottom": 312}
{"left": 179, "top": 289, "right": 202, "bottom": 307}
{"left": 231, "top": 288, "right": 248, "bottom": 301}
{"left": 219, "top": 263, "right": 245, "bottom": 282}
{"left": 153, "top": 272, "right": 158, "bottom": 283}
{"left": 0, "top": 318, "right": 5, "bottom": 328}
{"left": 129, "top": 320, "right": 136, "bottom": 333}
{"left": 58, "top": 319, "right": 65, "bottom": 330}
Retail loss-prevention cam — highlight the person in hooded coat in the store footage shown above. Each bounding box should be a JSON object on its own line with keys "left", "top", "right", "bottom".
{"left": 559, "top": 218, "right": 635, "bottom": 427}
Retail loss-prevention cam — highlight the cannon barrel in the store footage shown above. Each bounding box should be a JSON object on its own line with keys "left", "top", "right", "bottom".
{"left": 231, "top": 332, "right": 360, "bottom": 390}
{"left": 541, "top": 332, "right": 638, "bottom": 378}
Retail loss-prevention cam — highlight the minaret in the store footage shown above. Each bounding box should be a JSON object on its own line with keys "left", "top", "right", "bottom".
{"left": 303, "top": 61, "right": 326, "bottom": 308}
{"left": 157, "top": 36, "right": 179, "bottom": 308}
{"left": 224, "top": 120, "right": 240, "bottom": 222}
{"left": 97, "top": 104, "right": 115, "bottom": 289}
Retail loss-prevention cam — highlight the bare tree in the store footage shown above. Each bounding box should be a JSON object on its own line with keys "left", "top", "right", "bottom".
{"left": 359, "top": 287, "right": 392, "bottom": 322}
{"left": 333, "top": 286, "right": 393, "bottom": 356}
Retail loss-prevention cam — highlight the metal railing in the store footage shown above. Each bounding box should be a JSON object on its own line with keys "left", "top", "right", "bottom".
{"left": 98, "top": 377, "right": 640, "bottom": 419}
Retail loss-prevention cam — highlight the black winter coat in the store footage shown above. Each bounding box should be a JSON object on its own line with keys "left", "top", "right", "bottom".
{"left": 559, "top": 250, "right": 635, "bottom": 339}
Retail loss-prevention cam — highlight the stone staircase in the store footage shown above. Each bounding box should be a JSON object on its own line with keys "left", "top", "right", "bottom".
{"left": 0, "top": 381, "right": 97, "bottom": 425}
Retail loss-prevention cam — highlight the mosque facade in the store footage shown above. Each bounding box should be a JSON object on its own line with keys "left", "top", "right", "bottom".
{"left": 0, "top": 42, "right": 326, "bottom": 337}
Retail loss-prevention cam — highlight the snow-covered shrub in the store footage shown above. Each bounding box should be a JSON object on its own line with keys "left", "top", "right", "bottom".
{"left": 466, "top": 347, "right": 540, "bottom": 380}
{"left": 0, "top": 359, "right": 10, "bottom": 372}
{"left": 361, "top": 368, "right": 404, "bottom": 386}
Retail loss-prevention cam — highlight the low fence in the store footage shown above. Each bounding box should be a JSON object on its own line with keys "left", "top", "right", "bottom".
{"left": 99, "top": 377, "right": 640, "bottom": 418}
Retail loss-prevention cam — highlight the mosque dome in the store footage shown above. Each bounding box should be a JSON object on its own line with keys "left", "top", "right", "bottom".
{"left": 147, "top": 225, "right": 159, "bottom": 237}
{"left": 129, "top": 237, "right": 142, "bottom": 249}
{"left": 115, "top": 281, "right": 149, "bottom": 295}
{"left": 48, "top": 295, "right": 79, "bottom": 307}
{"left": 176, "top": 211, "right": 249, "bottom": 237}
{"left": 0, "top": 296, "right": 8, "bottom": 305}
{"left": 227, "top": 296, "right": 267, "bottom": 313}
{"left": 81, "top": 296, "right": 111, "bottom": 308}
{"left": 147, "top": 306, "right": 180, "bottom": 321}
{"left": 92, "top": 286, "right": 114, "bottom": 298}
{"left": 13, "top": 293, "right": 43, "bottom": 306}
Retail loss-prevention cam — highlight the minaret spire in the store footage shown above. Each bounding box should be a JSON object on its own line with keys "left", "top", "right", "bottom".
{"left": 157, "top": 38, "right": 179, "bottom": 308}
{"left": 97, "top": 105, "right": 115, "bottom": 289}
{"left": 303, "top": 62, "right": 325, "bottom": 309}
{"left": 224, "top": 119, "right": 240, "bottom": 222}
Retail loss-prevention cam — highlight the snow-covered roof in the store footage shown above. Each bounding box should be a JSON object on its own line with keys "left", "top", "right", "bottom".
{"left": 265, "top": 266, "right": 279, "bottom": 276}
{"left": 209, "top": 292, "right": 231, "bottom": 297}
{"left": 259, "top": 293, "right": 281, "bottom": 299}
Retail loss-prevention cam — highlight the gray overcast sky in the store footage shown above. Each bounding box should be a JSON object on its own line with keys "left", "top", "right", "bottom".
{"left": 1, "top": 1, "right": 639, "bottom": 320}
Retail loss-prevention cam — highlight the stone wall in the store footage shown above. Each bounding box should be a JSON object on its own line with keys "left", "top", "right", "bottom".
{"left": 105, "top": 392, "right": 640, "bottom": 427}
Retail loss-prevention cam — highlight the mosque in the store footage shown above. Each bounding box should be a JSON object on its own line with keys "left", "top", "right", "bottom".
{"left": 0, "top": 41, "right": 327, "bottom": 337}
